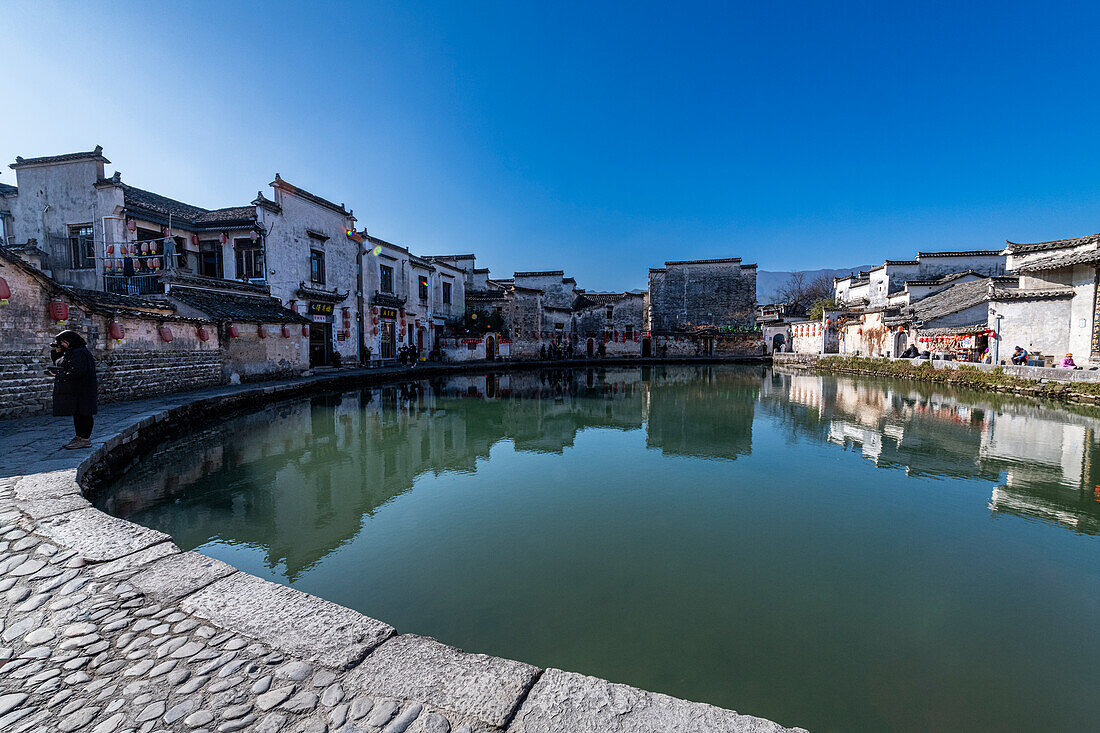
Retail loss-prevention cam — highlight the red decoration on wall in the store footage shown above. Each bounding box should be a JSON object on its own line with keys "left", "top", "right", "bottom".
{"left": 49, "top": 300, "right": 69, "bottom": 322}
{"left": 196, "top": 326, "right": 210, "bottom": 342}
{"left": 191, "top": 234, "right": 200, "bottom": 246}
{"left": 0, "top": 276, "right": 9, "bottom": 301}
{"left": 301, "top": 325, "right": 310, "bottom": 337}
{"left": 157, "top": 325, "right": 173, "bottom": 343}
{"left": 228, "top": 324, "right": 240, "bottom": 338}
{"left": 108, "top": 320, "right": 125, "bottom": 341}
{"left": 281, "top": 325, "right": 291, "bottom": 338}
{"left": 258, "top": 325, "right": 268, "bottom": 339}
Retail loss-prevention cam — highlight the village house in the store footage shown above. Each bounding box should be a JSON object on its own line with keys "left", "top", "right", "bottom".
{"left": 572, "top": 291, "right": 646, "bottom": 358}
{"left": 0, "top": 147, "right": 369, "bottom": 378}
{"left": 1002, "top": 232, "right": 1100, "bottom": 363}
{"left": 646, "top": 257, "right": 761, "bottom": 356}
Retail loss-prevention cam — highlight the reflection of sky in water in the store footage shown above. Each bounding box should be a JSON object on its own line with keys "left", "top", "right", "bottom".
{"left": 98, "top": 367, "right": 1100, "bottom": 733}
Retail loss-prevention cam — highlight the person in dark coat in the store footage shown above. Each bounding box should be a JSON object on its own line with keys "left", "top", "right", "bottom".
{"left": 48, "top": 330, "right": 98, "bottom": 449}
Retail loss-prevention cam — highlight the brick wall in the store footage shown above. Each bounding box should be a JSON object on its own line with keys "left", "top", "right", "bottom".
{"left": 0, "top": 256, "right": 226, "bottom": 418}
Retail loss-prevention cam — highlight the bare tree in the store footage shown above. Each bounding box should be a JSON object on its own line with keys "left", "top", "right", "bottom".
{"left": 776, "top": 271, "right": 835, "bottom": 311}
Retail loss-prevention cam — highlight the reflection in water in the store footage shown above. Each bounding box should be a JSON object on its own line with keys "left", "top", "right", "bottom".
{"left": 767, "top": 371, "right": 1100, "bottom": 533}
{"left": 97, "top": 366, "right": 1100, "bottom": 733}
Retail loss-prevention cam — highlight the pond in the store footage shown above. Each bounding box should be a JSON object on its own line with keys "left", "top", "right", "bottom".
{"left": 96, "top": 366, "right": 1100, "bottom": 732}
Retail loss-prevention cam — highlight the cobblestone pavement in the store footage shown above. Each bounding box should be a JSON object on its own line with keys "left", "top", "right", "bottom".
{"left": 0, "top": 368, "right": 805, "bottom": 733}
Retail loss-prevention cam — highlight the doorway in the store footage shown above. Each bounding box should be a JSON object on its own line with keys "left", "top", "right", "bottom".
{"left": 642, "top": 337, "right": 652, "bottom": 357}
{"left": 772, "top": 333, "right": 786, "bottom": 353}
{"left": 380, "top": 321, "right": 395, "bottom": 359}
{"left": 586, "top": 338, "right": 595, "bottom": 357}
{"left": 309, "top": 323, "right": 332, "bottom": 367}
{"left": 485, "top": 335, "right": 497, "bottom": 361}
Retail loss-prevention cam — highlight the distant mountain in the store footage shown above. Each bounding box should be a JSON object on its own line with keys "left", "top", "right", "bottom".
{"left": 756, "top": 266, "right": 873, "bottom": 304}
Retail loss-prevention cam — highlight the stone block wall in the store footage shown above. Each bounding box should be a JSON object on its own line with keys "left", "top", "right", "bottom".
{"left": 223, "top": 323, "right": 308, "bottom": 381}
{"left": 648, "top": 261, "right": 756, "bottom": 333}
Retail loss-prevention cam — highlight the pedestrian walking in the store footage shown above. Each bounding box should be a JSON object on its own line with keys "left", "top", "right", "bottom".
{"left": 47, "top": 330, "right": 98, "bottom": 449}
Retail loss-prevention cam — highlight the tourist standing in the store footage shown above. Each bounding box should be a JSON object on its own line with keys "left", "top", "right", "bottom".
{"left": 48, "top": 330, "right": 98, "bottom": 450}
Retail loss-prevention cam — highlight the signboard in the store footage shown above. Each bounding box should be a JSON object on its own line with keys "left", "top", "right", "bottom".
{"left": 379, "top": 308, "right": 398, "bottom": 320}
{"left": 309, "top": 302, "right": 334, "bottom": 316}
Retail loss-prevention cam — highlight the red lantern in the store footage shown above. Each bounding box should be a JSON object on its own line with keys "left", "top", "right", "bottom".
{"left": 290, "top": 302, "right": 299, "bottom": 314}
{"left": 49, "top": 300, "right": 69, "bottom": 322}
{"left": 372, "top": 306, "right": 378, "bottom": 315}
{"left": 127, "top": 219, "right": 136, "bottom": 232}
{"left": 219, "top": 232, "right": 228, "bottom": 245}
{"left": 109, "top": 320, "right": 125, "bottom": 341}
{"left": 258, "top": 325, "right": 268, "bottom": 339}
{"left": 161, "top": 226, "right": 169, "bottom": 237}
{"left": 196, "top": 326, "right": 210, "bottom": 342}
{"left": 191, "top": 234, "right": 200, "bottom": 246}
{"left": 0, "top": 276, "right": 9, "bottom": 301}
{"left": 302, "top": 325, "right": 310, "bottom": 337}
{"left": 281, "top": 325, "right": 291, "bottom": 338}
{"left": 106, "top": 244, "right": 115, "bottom": 255}
{"left": 158, "top": 325, "right": 173, "bottom": 343}
{"left": 228, "top": 324, "right": 239, "bottom": 338}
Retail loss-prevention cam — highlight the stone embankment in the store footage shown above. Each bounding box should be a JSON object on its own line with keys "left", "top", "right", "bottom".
{"left": 0, "top": 362, "right": 803, "bottom": 733}
{"left": 774, "top": 353, "right": 1100, "bottom": 404}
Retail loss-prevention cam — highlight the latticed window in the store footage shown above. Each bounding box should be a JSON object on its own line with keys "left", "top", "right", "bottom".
{"left": 418, "top": 275, "right": 428, "bottom": 300}
{"left": 68, "top": 225, "right": 94, "bottom": 269}
{"left": 310, "top": 249, "right": 325, "bottom": 284}
{"left": 235, "top": 239, "right": 264, "bottom": 280}
{"left": 380, "top": 264, "right": 394, "bottom": 293}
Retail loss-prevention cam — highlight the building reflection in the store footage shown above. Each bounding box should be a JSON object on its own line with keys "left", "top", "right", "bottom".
{"left": 98, "top": 366, "right": 1100, "bottom": 579}
{"left": 767, "top": 371, "right": 1100, "bottom": 534}
{"left": 99, "top": 366, "right": 759, "bottom": 577}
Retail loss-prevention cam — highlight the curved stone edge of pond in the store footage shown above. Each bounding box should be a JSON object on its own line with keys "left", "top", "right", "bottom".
{"left": 1, "top": 361, "right": 807, "bottom": 733}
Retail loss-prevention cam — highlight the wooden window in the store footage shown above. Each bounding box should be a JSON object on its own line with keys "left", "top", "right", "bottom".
{"left": 443, "top": 281, "right": 452, "bottom": 304}
{"left": 418, "top": 275, "right": 428, "bottom": 301}
{"left": 310, "top": 249, "right": 325, "bottom": 284}
{"left": 199, "top": 241, "right": 223, "bottom": 278}
{"left": 68, "top": 225, "right": 94, "bottom": 269}
{"left": 380, "top": 264, "right": 393, "bottom": 293}
{"left": 606, "top": 305, "right": 614, "bottom": 320}
{"left": 234, "top": 238, "right": 264, "bottom": 280}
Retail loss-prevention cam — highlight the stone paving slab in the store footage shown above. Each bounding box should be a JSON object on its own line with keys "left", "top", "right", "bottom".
{"left": 87, "top": 540, "right": 180, "bottom": 578}
{"left": 13, "top": 469, "right": 80, "bottom": 500}
{"left": 34, "top": 507, "right": 171, "bottom": 562}
{"left": 12, "top": 492, "right": 91, "bottom": 520}
{"left": 347, "top": 634, "right": 541, "bottom": 729}
{"left": 507, "top": 668, "right": 808, "bottom": 733}
{"left": 182, "top": 572, "right": 396, "bottom": 670}
{"left": 124, "top": 550, "right": 237, "bottom": 603}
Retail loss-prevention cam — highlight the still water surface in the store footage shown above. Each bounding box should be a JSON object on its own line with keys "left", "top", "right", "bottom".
{"left": 99, "top": 367, "right": 1100, "bottom": 732}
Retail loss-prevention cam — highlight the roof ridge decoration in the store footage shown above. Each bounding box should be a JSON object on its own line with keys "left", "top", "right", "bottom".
{"left": 662, "top": 257, "right": 743, "bottom": 266}
{"left": 916, "top": 249, "right": 1005, "bottom": 258}
{"left": 514, "top": 270, "right": 565, "bottom": 277}
{"left": 1006, "top": 232, "right": 1100, "bottom": 254}
{"left": 11, "top": 145, "right": 111, "bottom": 169}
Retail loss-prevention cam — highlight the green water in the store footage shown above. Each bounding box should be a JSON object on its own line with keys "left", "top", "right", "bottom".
{"left": 99, "top": 366, "right": 1100, "bottom": 732}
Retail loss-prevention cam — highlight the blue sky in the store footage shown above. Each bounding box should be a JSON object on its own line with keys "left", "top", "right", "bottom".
{"left": 2, "top": 1, "right": 1098, "bottom": 290}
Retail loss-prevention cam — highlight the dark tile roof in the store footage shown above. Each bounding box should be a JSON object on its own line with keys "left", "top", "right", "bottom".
{"left": 1012, "top": 247, "right": 1100, "bottom": 273}
{"left": 917, "top": 249, "right": 1005, "bottom": 258}
{"left": 663, "top": 257, "right": 742, "bottom": 266}
{"left": 168, "top": 287, "right": 308, "bottom": 324}
{"left": 514, "top": 270, "right": 564, "bottom": 277}
{"left": 69, "top": 288, "right": 173, "bottom": 313}
{"left": 905, "top": 270, "right": 982, "bottom": 287}
{"left": 1005, "top": 232, "right": 1100, "bottom": 254}
{"left": 271, "top": 174, "right": 349, "bottom": 216}
{"left": 162, "top": 271, "right": 271, "bottom": 295}
{"left": 916, "top": 323, "right": 990, "bottom": 336}
{"left": 0, "top": 182, "right": 16, "bottom": 196}
{"left": 884, "top": 259, "right": 919, "bottom": 266}
{"left": 903, "top": 277, "right": 1016, "bottom": 322}
{"left": 195, "top": 206, "right": 257, "bottom": 225}
{"left": 991, "top": 286, "right": 1074, "bottom": 301}
{"left": 11, "top": 146, "right": 110, "bottom": 168}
